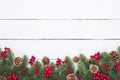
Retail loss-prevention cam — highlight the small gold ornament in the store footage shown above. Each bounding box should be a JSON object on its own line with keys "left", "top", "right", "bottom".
{"left": 42, "top": 56, "right": 50, "bottom": 65}
{"left": 110, "top": 50, "right": 119, "bottom": 60}
{"left": 0, "top": 76, "right": 7, "bottom": 80}
{"left": 89, "top": 64, "right": 99, "bottom": 73}
{"left": 13, "top": 57, "right": 23, "bottom": 67}
{"left": 66, "top": 73, "right": 77, "bottom": 80}
{"left": 73, "top": 56, "right": 79, "bottom": 63}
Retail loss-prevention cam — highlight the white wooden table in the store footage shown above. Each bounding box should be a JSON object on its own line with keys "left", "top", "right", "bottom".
{"left": 0, "top": 0, "right": 120, "bottom": 60}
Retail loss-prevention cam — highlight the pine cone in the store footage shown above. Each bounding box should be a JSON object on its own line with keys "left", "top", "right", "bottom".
{"left": 66, "top": 73, "right": 77, "bottom": 80}
{"left": 13, "top": 57, "right": 23, "bottom": 67}
{"left": 73, "top": 56, "right": 79, "bottom": 63}
{"left": 89, "top": 64, "right": 99, "bottom": 73}
{"left": 42, "top": 56, "right": 50, "bottom": 65}
{"left": 110, "top": 50, "right": 119, "bottom": 60}
{"left": 0, "top": 76, "right": 7, "bottom": 80}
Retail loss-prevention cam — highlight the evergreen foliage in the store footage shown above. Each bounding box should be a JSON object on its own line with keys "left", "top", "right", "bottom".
{"left": 0, "top": 47, "right": 120, "bottom": 80}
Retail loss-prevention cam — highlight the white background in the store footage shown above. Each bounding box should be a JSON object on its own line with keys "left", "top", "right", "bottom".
{"left": 0, "top": 0, "right": 120, "bottom": 59}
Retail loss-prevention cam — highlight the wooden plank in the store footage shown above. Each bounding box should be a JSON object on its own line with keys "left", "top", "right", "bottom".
{"left": 0, "top": 0, "right": 119, "bottom": 60}
{"left": 0, "top": 0, "right": 114, "bottom": 18}
{"left": 0, "top": 40, "right": 120, "bottom": 59}
{"left": 0, "top": 20, "right": 120, "bottom": 39}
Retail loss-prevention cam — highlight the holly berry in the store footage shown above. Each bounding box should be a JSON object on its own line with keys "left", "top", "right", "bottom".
{"left": 114, "top": 61, "right": 120, "bottom": 72}
{"left": 7, "top": 72, "right": 18, "bottom": 80}
{"left": 20, "top": 68, "right": 26, "bottom": 74}
{"left": 66, "top": 68, "right": 71, "bottom": 74}
{"left": 90, "top": 52, "right": 101, "bottom": 62}
{"left": 103, "top": 63, "right": 111, "bottom": 71}
{"left": 93, "top": 70, "right": 110, "bottom": 80}
{"left": 55, "top": 58, "right": 66, "bottom": 67}
{"left": 34, "top": 68, "right": 38, "bottom": 76}
{"left": 44, "top": 66, "right": 53, "bottom": 78}
{"left": 28, "top": 56, "right": 36, "bottom": 65}
{"left": 78, "top": 78, "right": 84, "bottom": 80}
{"left": 55, "top": 58, "right": 62, "bottom": 67}
{"left": 0, "top": 47, "right": 10, "bottom": 58}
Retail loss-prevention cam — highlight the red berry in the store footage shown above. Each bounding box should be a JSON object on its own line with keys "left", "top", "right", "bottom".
{"left": 90, "top": 52, "right": 101, "bottom": 62}
{"left": 66, "top": 68, "right": 71, "bottom": 74}
{"left": 44, "top": 66, "right": 53, "bottom": 78}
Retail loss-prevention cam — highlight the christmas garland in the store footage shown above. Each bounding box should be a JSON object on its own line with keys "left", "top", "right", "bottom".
{"left": 0, "top": 47, "right": 120, "bottom": 80}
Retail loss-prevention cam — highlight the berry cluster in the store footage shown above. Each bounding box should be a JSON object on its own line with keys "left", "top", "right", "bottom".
{"left": 44, "top": 66, "right": 53, "bottom": 78}
{"left": 0, "top": 47, "right": 10, "bottom": 58}
{"left": 103, "top": 63, "right": 110, "bottom": 71}
{"left": 55, "top": 58, "right": 66, "bottom": 67}
{"left": 34, "top": 68, "right": 38, "bottom": 76}
{"left": 114, "top": 61, "right": 120, "bottom": 72}
{"left": 7, "top": 72, "right": 18, "bottom": 80}
{"left": 28, "top": 56, "right": 36, "bottom": 65}
{"left": 33, "top": 64, "right": 39, "bottom": 76}
{"left": 20, "top": 68, "right": 26, "bottom": 74}
{"left": 66, "top": 68, "right": 71, "bottom": 74}
{"left": 90, "top": 52, "right": 101, "bottom": 62}
{"left": 93, "top": 70, "right": 110, "bottom": 80}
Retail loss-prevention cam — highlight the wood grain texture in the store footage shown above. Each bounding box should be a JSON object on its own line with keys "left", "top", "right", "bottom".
{"left": 0, "top": 0, "right": 120, "bottom": 59}
{"left": 0, "top": 20, "right": 120, "bottom": 39}
{"left": 0, "top": 0, "right": 114, "bottom": 18}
